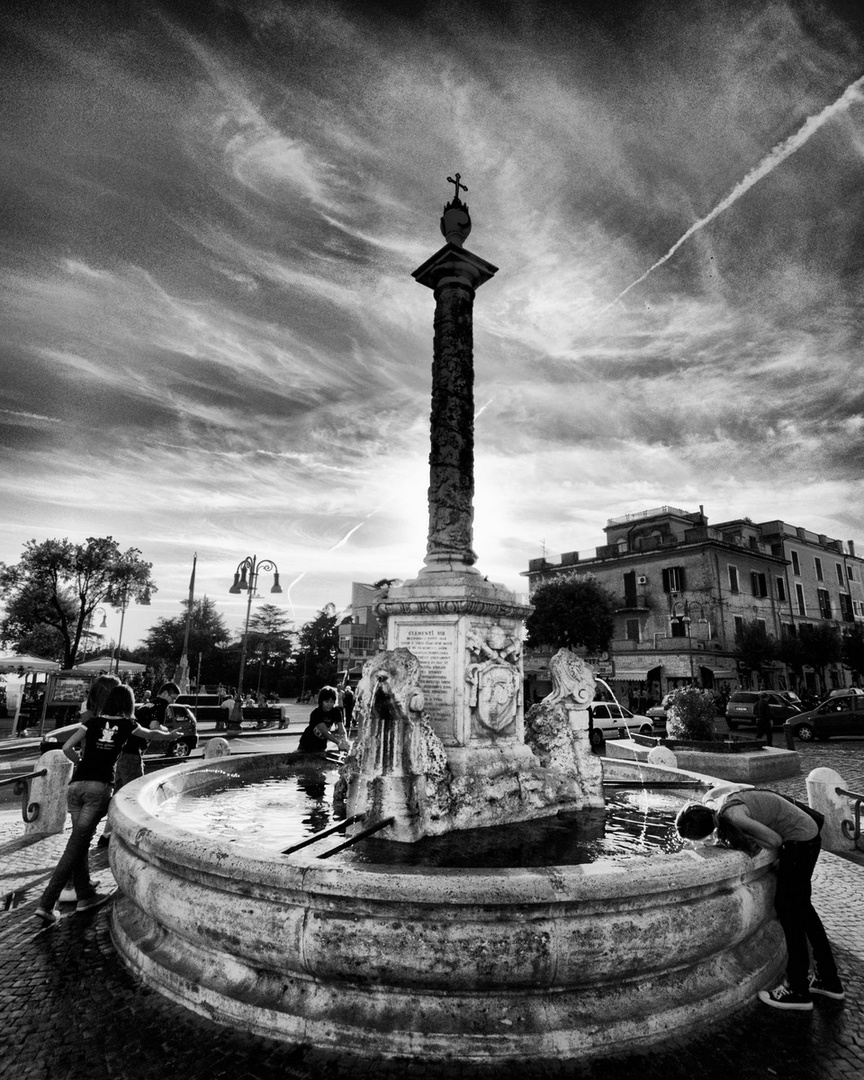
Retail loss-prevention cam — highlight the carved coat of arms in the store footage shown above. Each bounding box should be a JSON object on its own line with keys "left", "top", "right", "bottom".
{"left": 465, "top": 625, "right": 522, "bottom": 733}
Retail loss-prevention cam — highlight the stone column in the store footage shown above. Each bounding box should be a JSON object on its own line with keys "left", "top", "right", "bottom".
{"left": 411, "top": 202, "right": 498, "bottom": 576}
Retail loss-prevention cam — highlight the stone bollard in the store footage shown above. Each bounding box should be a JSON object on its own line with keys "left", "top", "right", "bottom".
{"left": 783, "top": 721, "right": 795, "bottom": 751}
{"left": 24, "top": 750, "right": 73, "bottom": 836}
{"left": 204, "top": 738, "right": 231, "bottom": 759}
{"left": 806, "top": 767, "right": 853, "bottom": 854}
{"left": 647, "top": 746, "right": 677, "bottom": 768}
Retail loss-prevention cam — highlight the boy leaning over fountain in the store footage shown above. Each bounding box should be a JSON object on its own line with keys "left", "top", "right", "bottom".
{"left": 675, "top": 788, "right": 844, "bottom": 1011}
{"left": 298, "top": 687, "right": 351, "bottom": 754}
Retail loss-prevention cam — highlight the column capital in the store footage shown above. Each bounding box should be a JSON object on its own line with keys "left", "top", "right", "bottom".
{"left": 412, "top": 243, "right": 498, "bottom": 292}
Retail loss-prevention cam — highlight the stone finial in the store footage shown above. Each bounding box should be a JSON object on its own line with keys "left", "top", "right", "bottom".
{"left": 440, "top": 172, "right": 471, "bottom": 246}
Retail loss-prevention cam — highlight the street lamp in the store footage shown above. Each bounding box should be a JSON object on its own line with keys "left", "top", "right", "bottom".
{"left": 228, "top": 555, "right": 282, "bottom": 728}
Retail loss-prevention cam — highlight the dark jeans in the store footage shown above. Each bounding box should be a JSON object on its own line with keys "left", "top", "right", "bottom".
{"left": 755, "top": 717, "right": 773, "bottom": 745}
{"left": 774, "top": 835, "right": 839, "bottom": 994}
{"left": 39, "top": 781, "right": 111, "bottom": 912}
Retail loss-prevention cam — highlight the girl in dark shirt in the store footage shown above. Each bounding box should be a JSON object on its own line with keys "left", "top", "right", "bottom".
{"left": 35, "top": 685, "right": 180, "bottom": 925}
{"left": 298, "top": 687, "right": 350, "bottom": 753}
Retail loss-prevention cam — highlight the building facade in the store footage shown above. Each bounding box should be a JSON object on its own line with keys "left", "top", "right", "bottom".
{"left": 336, "top": 582, "right": 388, "bottom": 685}
{"left": 523, "top": 505, "right": 864, "bottom": 705}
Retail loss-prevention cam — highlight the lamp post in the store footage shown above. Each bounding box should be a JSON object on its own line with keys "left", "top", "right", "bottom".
{"left": 228, "top": 555, "right": 282, "bottom": 729}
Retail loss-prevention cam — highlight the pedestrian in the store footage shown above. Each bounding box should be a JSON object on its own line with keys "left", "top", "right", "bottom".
{"left": 218, "top": 691, "right": 235, "bottom": 730}
{"left": 35, "top": 684, "right": 182, "bottom": 925}
{"left": 675, "top": 788, "right": 844, "bottom": 1010}
{"left": 97, "top": 681, "right": 180, "bottom": 846}
{"left": 298, "top": 687, "right": 350, "bottom": 754}
{"left": 342, "top": 684, "right": 356, "bottom": 733}
{"left": 754, "top": 693, "right": 773, "bottom": 746}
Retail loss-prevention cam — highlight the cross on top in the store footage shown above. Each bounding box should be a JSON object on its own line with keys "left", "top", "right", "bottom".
{"left": 447, "top": 173, "right": 468, "bottom": 201}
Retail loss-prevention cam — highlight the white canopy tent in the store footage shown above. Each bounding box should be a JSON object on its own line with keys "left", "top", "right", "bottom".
{"left": 0, "top": 653, "right": 60, "bottom": 674}
{"left": 72, "top": 656, "right": 147, "bottom": 675}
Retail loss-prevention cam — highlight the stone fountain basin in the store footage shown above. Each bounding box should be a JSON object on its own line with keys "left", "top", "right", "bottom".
{"left": 108, "top": 752, "right": 784, "bottom": 1064}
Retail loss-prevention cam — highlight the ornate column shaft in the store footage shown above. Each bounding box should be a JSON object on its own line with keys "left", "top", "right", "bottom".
{"left": 412, "top": 207, "right": 497, "bottom": 575}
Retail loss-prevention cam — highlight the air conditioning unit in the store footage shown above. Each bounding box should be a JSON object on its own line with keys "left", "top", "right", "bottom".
{"left": 637, "top": 576, "right": 647, "bottom": 585}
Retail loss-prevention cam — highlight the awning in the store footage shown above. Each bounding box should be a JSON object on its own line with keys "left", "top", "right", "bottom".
{"left": 610, "top": 666, "right": 661, "bottom": 680}
{"left": 72, "top": 656, "right": 147, "bottom": 674}
{"left": 700, "top": 666, "right": 736, "bottom": 679}
{"left": 0, "top": 653, "right": 60, "bottom": 674}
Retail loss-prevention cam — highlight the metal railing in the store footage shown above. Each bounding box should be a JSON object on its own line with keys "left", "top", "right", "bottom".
{"left": 836, "top": 785, "right": 864, "bottom": 848}
{"left": 0, "top": 769, "right": 47, "bottom": 824}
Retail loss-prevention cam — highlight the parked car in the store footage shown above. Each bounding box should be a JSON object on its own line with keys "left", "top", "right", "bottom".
{"left": 646, "top": 694, "right": 673, "bottom": 722}
{"left": 139, "top": 703, "right": 199, "bottom": 758}
{"left": 827, "top": 687, "right": 864, "bottom": 698}
{"left": 725, "top": 690, "right": 802, "bottom": 730}
{"left": 587, "top": 702, "right": 653, "bottom": 747}
{"left": 787, "top": 695, "right": 864, "bottom": 741}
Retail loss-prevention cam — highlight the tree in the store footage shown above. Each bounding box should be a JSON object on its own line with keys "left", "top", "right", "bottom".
{"left": 733, "top": 619, "right": 776, "bottom": 686}
{"left": 245, "top": 603, "right": 296, "bottom": 695}
{"left": 295, "top": 606, "right": 339, "bottom": 690}
{"left": 798, "top": 623, "right": 842, "bottom": 695}
{"left": 525, "top": 574, "right": 615, "bottom": 654}
{"left": 776, "top": 633, "right": 808, "bottom": 694}
{"left": 140, "top": 597, "right": 230, "bottom": 683}
{"left": 841, "top": 623, "right": 864, "bottom": 684}
{"left": 0, "top": 537, "right": 155, "bottom": 669}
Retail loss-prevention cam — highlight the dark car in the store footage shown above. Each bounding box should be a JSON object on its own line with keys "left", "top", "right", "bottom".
{"left": 787, "top": 695, "right": 864, "bottom": 742}
{"left": 141, "top": 703, "right": 199, "bottom": 758}
{"left": 725, "top": 690, "right": 801, "bottom": 730}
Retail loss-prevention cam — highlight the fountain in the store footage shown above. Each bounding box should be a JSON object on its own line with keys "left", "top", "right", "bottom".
{"left": 108, "top": 180, "right": 784, "bottom": 1063}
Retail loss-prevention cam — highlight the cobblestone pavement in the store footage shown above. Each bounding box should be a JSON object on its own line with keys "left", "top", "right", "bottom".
{"left": 0, "top": 742, "right": 862, "bottom": 1080}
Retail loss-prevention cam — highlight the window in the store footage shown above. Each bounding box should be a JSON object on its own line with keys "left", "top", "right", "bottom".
{"left": 795, "top": 583, "right": 806, "bottom": 616}
{"left": 839, "top": 593, "right": 854, "bottom": 622}
{"left": 625, "top": 618, "right": 640, "bottom": 642}
{"left": 734, "top": 615, "right": 744, "bottom": 640}
{"left": 781, "top": 623, "right": 795, "bottom": 640}
{"left": 791, "top": 550, "right": 800, "bottom": 575}
{"left": 837, "top": 564, "right": 845, "bottom": 586}
{"left": 817, "top": 588, "right": 832, "bottom": 619}
{"left": 757, "top": 618, "right": 767, "bottom": 634}
{"left": 815, "top": 557, "right": 823, "bottom": 581}
{"left": 776, "top": 577, "right": 786, "bottom": 602}
{"left": 848, "top": 565, "right": 855, "bottom": 582}
{"left": 750, "top": 572, "right": 768, "bottom": 598}
{"left": 854, "top": 600, "right": 863, "bottom": 618}
{"left": 662, "top": 566, "right": 685, "bottom": 592}
{"left": 670, "top": 617, "right": 688, "bottom": 638}
{"left": 623, "top": 571, "right": 637, "bottom": 608}
{"left": 728, "top": 566, "right": 739, "bottom": 593}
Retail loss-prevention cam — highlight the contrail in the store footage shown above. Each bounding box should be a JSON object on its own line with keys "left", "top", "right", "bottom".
{"left": 598, "top": 73, "right": 864, "bottom": 315}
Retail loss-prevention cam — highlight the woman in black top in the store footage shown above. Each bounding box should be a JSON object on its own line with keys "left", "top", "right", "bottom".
{"left": 298, "top": 687, "right": 350, "bottom": 753}
{"left": 35, "top": 684, "right": 180, "bottom": 925}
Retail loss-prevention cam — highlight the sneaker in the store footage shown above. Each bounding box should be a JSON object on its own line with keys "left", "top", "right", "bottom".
{"left": 34, "top": 907, "right": 60, "bottom": 926}
{"left": 75, "top": 890, "right": 116, "bottom": 913}
{"left": 809, "top": 974, "right": 845, "bottom": 1001}
{"left": 758, "top": 983, "right": 813, "bottom": 1011}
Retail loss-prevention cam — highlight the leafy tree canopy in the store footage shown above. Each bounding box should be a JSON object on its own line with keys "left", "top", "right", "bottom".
{"left": 841, "top": 623, "right": 864, "bottom": 681}
{"left": 297, "top": 606, "right": 340, "bottom": 687}
{"left": 525, "top": 574, "right": 615, "bottom": 654}
{"left": 0, "top": 536, "right": 155, "bottom": 669}
{"left": 141, "top": 596, "right": 230, "bottom": 668}
{"left": 733, "top": 619, "right": 777, "bottom": 681}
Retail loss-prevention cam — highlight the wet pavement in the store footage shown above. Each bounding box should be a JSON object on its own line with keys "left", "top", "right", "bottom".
{"left": 0, "top": 739, "right": 862, "bottom": 1080}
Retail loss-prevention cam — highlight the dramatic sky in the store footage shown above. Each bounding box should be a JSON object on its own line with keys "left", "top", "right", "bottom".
{"left": 2, "top": 0, "right": 863, "bottom": 648}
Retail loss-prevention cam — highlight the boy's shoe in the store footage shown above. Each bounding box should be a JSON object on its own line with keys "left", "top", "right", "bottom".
{"left": 75, "top": 890, "right": 116, "bottom": 913}
{"left": 758, "top": 983, "right": 813, "bottom": 1011}
{"left": 34, "top": 907, "right": 60, "bottom": 926}
{"left": 808, "top": 974, "right": 845, "bottom": 1001}
{"left": 59, "top": 886, "right": 77, "bottom": 903}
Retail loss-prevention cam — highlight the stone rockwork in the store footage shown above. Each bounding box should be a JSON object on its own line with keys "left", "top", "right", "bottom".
{"left": 343, "top": 645, "right": 604, "bottom": 840}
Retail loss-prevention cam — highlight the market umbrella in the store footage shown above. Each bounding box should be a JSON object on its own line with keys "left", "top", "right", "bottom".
{"left": 0, "top": 653, "right": 60, "bottom": 674}
{"left": 72, "top": 656, "right": 147, "bottom": 675}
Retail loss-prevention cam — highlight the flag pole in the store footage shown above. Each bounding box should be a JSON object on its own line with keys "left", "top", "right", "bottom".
{"left": 176, "top": 553, "right": 197, "bottom": 693}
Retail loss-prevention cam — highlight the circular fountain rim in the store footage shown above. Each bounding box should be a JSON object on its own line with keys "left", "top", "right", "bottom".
{"left": 110, "top": 750, "right": 772, "bottom": 898}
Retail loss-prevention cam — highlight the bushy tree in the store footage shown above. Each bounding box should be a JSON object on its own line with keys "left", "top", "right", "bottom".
{"left": 776, "top": 633, "right": 808, "bottom": 695}
{"left": 798, "top": 623, "right": 842, "bottom": 695}
{"left": 525, "top": 574, "right": 615, "bottom": 654}
{"left": 0, "top": 537, "right": 155, "bottom": 669}
{"left": 295, "top": 605, "right": 339, "bottom": 690}
{"left": 245, "top": 603, "right": 296, "bottom": 695}
{"left": 733, "top": 619, "right": 776, "bottom": 686}
{"left": 140, "top": 596, "right": 230, "bottom": 684}
{"left": 842, "top": 623, "right": 864, "bottom": 684}
{"left": 666, "top": 686, "right": 717, "bottom": 741}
